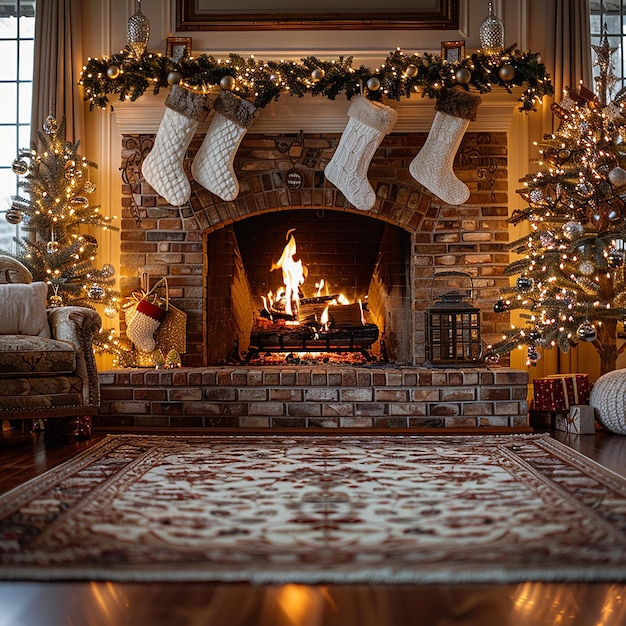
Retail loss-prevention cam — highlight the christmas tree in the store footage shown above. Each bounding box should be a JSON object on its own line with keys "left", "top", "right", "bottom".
{"left": 6, "top": 115, "right": 122, "bottom": 349}
{"left": 488, "top": 32, "right": 626, "bottom": 375}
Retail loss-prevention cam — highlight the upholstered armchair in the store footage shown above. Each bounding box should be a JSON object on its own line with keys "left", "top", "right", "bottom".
{"left": 0, "top": 255, "right": 101, "bottom": 438}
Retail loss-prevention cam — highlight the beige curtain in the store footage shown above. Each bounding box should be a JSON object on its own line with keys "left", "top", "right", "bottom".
{"left": 31, "top": 0, "right": 84, "bottom": 145}
{"left": 540, "top": 0, "right": 593, "bottom": 134}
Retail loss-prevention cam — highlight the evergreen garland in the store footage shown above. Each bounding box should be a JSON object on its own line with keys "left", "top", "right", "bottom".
{"left": 80, "top": 45, "right": 553, "bottom": 112}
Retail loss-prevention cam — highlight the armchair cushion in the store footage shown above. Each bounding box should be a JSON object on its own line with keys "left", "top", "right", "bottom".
{"left": 0, "top": 336, "right": 76, "bottom": 376}
{"left": 0, "top": 282, "right": 50, "bottom": 338}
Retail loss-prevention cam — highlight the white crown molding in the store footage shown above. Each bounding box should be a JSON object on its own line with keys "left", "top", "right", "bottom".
{"left": 113, "top": 88, "right": 523, "bottom": 136}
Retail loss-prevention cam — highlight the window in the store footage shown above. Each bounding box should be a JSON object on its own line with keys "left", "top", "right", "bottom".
{"left": 590, "top": 1, "right": 626, "bottom": 89}
{"left": 0, "top": 0, "right": 35, "bottom": 253}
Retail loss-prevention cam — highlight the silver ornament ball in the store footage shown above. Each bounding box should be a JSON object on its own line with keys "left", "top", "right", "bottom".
{"left": 367, "top": 77, "right": 381, "bottom": 91}
{"left": 563, "top": 220, "right": 584, "bottom": 240}
{"left": 107, "top": 65, "right": 120, "bottom": 79}
{"left": 405, "top": 64, "right": 418, "bottom": 78}
{"left": 220, "top": 75, "right": 236, "bottom": 91}
{"left": 498, "top": 64, "right": 515, "bottom": 82}
{"left": 43, "top": 115, "right": 58, "bottom": 134}
{"left": 609, "top": 166, "right": 626, "bottom": 190}
{"left": 311, "top": 68, "right": 325, "bottom": 82}
{"left": 455, "top": 67, "right": 471, "bottom": 84}
{"left": 577, "top": 321, "right": 597, "bottom": 342}
{"left": 11, "top": 158, "right": 29, "bottom": 175}
{"left": 167, "top": 70, "right": 182, "bottom": 86}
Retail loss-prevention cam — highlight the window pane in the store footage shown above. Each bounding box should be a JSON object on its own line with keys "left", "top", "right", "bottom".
{"left": 0, "top": 40, "right": 17, "bottom": 79}
{"left": 18, "top": 81, "right": 31, "bottom": 123}
{"left": 18, "top": 15, "right": 35, "bottom": 38}
{"left": 17, "top": 124, "right": 30, "bottom": 149}
{"left": 19, "top": 38, "right": 33, "bottom": 79}
{"left": 0, "top": 84, "right": 17, "bottom": 122}
{"left": 0, "top": 17, "right": 18, "bottom": 39}
{"left": 0, "top": 126, "right": 18, "bottom": 165}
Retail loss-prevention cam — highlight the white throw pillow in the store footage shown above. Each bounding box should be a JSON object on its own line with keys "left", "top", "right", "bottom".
{"left": 0, "top": 282, "right": 50, "bottom": 337}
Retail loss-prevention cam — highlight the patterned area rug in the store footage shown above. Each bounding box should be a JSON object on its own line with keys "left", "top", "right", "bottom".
{"left": 2, "top": 433, "right": 626, "bottom": 584}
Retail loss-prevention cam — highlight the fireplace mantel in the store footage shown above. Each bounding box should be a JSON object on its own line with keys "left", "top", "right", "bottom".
{"left": 113, "top": 88, "right": 523, "bottom": 135}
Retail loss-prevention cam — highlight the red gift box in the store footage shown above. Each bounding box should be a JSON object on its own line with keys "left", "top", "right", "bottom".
{"left": 533, "top": 374, "right": 590, "bottom": 412}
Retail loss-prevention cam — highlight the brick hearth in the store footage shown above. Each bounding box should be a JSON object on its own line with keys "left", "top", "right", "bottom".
{"left": 96, "top": 366, "right": 529, "bottom": 431}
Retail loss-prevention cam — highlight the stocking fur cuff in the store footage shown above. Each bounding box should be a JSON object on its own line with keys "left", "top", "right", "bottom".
{"left": 214, "top": 90, "right": 258, "bottom": 128}
{"left": 435, "top": 89, "right": 482, "bottom": 121}
{"left": 348, "top": 96, "right": 398, "bottom": 134}
{"left": 165, "top": 85, "right": 212, "bottom": 122}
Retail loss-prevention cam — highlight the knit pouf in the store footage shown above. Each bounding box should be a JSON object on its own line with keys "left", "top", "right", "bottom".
{"left": 589, "top": 368, "right": 626, "bottom": 435}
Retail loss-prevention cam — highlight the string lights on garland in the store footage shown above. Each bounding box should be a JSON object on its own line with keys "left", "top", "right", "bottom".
{"left": 79, "top": 45, "right": 553, "bottom": 113}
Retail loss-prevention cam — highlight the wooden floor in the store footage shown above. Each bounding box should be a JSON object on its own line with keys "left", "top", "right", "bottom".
{"left": 1, "top": 428, "right": 626, "bottom": 626}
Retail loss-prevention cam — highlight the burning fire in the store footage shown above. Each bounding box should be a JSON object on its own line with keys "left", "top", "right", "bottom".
{"left": 269, "top": 229, "right": 306, "bottom": 320}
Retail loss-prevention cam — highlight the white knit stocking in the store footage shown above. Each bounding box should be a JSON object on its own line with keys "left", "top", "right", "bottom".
{"left": 324, "top": 96, "right": 398, "bottom": 211}
{"left": 126, "top": 299, "right": 167, "bottom": 352}
{"left": 142, "top": 86, "right": 211, "bottom": 207}
{"left": 409, "top": 89, "right": 481, "bottom": 206}
{"left": 191, "top": 91, "right": 258, "bottom": 201}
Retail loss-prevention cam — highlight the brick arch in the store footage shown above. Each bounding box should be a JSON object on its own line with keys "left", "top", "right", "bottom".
{"left": 185, "top": 132, "right": 434, "bottom": 235}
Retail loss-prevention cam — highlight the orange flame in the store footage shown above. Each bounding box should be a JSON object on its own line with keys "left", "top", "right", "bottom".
{"left": 271, "top": 229, "right": 306, "bottom": 319}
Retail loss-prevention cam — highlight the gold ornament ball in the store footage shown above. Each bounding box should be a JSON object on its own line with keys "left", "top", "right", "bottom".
{"left": 107, "top": 65, "right": 120, "bottom": 79}
{"left": 220, "top": 75, "right": 236, "bottom": 91}
{"left": 104, "top": 305, "right": 118, "bottom": 319}
{"left": 167, "top": 70, "right": 182, "bottom": 85}
{"left": 367, "top": 77, "right": 381, "bottom": 91}
{"left": 534, "top": 53, "right": 543, "bottom": 64}
{"left": 405, "top": 64, "right": 418, "bottom": 78}
{"left": 46, "top": 240, "right": 60, "bottom": 254}
{"left": 498, "top": 64, "right": 515, "bottom": 82}
{"left": 48, "top": 294, "right": 64, "bottom": 308}
{"left": 83, "top": 180, "right": 97, "bottom": 194}
{"left": 311, "top": 68, "right": 325, "bottom": 82}
{"left": 455, "top": 67, "right": 472, "bottom": 84}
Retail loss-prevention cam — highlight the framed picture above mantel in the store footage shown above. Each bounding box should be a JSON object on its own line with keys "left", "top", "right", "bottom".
{"left": 175, "top": 0, "right": 459, "bottom": 31}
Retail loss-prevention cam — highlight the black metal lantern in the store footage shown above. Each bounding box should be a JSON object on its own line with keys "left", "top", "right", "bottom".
{"left": 425, "top": 272, "right": 482, "bottom": 366}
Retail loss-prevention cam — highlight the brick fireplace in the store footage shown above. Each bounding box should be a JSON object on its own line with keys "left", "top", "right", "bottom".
{"left": 96, "top": 92, "right": 529, "bottom": 431}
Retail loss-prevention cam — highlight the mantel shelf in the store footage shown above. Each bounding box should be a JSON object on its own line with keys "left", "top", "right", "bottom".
{"left": 113, "top": 89, "right": 523, "bottom": 136}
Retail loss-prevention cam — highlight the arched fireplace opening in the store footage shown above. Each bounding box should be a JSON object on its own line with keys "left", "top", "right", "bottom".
{"left": 205, "top": 209, "right": 412, "bottom": 365}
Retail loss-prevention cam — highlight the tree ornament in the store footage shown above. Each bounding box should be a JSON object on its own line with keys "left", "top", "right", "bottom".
{"left": 5, "top": 207, "right": 23, "bottom": 224}
{"left": 46, "top": 240, "right": 60, "bottom": 254}
{"left": 220, "top": 75, "right": 236, "bottom": 91}
{"left": 102, "top": 263, "right": 115, "bottom": 278}
{"left": 48, "top": 286, "right": 63, "bottom": 308}
{"left": 527, "top": 345, "right": 541, "bottom": 365}
{"left": 577, "top": 321, "right": 597, "bottom": 342}
{"left": 88, "top": 283, "right": 106, "bottom": 300}
{"left": 311, "top": 68, "right": 325, "bottom": 82}
{"left": 455, "top": 67, "right": 471, "bottom": 84}
{"left": 104, "top": 305, "right": 118, "bottom": 319}
{"left": 493, "top": 298, "right": 510, "bottom": 313}
{"left": 405, "top": 64, "right": 418, "bottom": 78}
{"left": 83, "top": 180, "right": 96, "bottom": 194}
{"left": 71, "top": 196, "right": 90, "bottom": 209}
{"left": 167, "top": 70, "right": 182, "bottom": 86}
{"left": 606, "top": 251, "right": 624, "bottom": 268}
{"left": 126, "top": 0, "right": 150, "bottom": 57}
{"left": 562, "top": 220, "right": 584, "bottom": 240}
{"left": 534, "top": 53, "right": 543, "bottom": 64}
{"left": 166, "top": 349, "right": 182, "bottom": 368}
{"left": 82, "top": 234, "right": 98, "bottom": 252}
{"left": 528, "top": 330, "right": 543, "bottom": 343}
{"left": 609, "top": 166, "right": 626, "bottom": 190}
{"left": 107, "top": 65, "right": 120, "bottom": 79}
{"left": 498, "top": 64, "right": 515, "bottom": 82}
{"left": 11, "top": 158, "right": 29, "bottom": 175}
{"left": 579, "top": 260, "right": 596, "bottom": 276}
{"left": 479, "top": 1, "right": 504, "bottom": 56}
{"left": 43, "top": 115, "right": 58, "bottom": 134}
{"left": 366, "top": 77, "right": 381, "bottom": 91}
{"left": 516, "top": 276, "right": 533, "bottom": 292}
{"left": 285, "top": 168, "right": 304, "bottom": 191}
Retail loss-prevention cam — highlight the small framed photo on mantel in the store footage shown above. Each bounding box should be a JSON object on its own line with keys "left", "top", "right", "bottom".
{"left": 166, "top": 37, "right": 192, "bottom": 63}
{"left": 441, "top": 40, "right": 465, "bottom": 63}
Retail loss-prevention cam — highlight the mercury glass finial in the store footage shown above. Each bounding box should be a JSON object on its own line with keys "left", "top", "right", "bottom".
{"left": 479, "top": 1, "right": 504, "bottom": 56}
{"left": 127, "top": 0, "right": 150, "bottom": 57}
